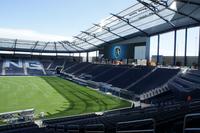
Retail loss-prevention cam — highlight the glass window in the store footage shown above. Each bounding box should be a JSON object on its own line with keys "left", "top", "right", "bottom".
{"left": 73, "top": 53, "right": 80, "bottom": 57}
{"left": 80, "top": 52, "right": 87, "bottom": 62}
{"left": 186, "top": 27, "right": 199, "bottom": 67}
{"left": 88, "top": 51, "right": 98, "bottom": 62}
{"left": 159, "top": 31, "right": 174, "bottom": 65}
{"left": 150, "top": 35, "right": 158, "bottom": 64}
{"left": 176, "top": 29, "right": 185, "bottom": 66}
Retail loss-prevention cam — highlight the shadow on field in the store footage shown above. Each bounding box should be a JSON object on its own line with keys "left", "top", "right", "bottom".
{"left": 40, "top": 76, "right": 130, "bottom": 119}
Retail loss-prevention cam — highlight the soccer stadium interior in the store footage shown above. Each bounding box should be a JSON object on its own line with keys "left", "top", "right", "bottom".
{"left": 0, "top": 0, "right": 200, "bottom": 133}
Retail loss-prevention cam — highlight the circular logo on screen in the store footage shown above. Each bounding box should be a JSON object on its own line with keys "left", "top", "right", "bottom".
{"left": 114, "top": 46, "right": 121, "bottom": 59}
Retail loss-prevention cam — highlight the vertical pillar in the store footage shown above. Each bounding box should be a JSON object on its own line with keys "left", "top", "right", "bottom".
{"left": 157, "top": 34, "right": 160, "bottom": 65}
{"left": 173, "top": 30, "right": 177, "bottom": 66}
{"left": 79, "top": 53, "right": 81, "bottom": 62}
{"left": 96, "top": 51, "right": 98, "bottom": 62}
{"left": 146, "top": 37, "right": 151, "bottom": 66}
{"left": 184, "top": 28, "right": 188, "bottom": 66}
{"left": 198, "top": 27, "right": 200, "bottom": 69}
{"left": 96, "top": 51, "right": 98, "bottom": 58}
{"left": 86, "top": 52, "right": 89, "bottom": 62}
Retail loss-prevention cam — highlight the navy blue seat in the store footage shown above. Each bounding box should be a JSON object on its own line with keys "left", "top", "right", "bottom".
{"left": 92, "top": 66, "right": 128, "bottom": 82}
{"left": 128, "top": 68, "right": 180, "bottom": 94}
{"left": 108, "top": 67, "right": 153, "bottom": 89}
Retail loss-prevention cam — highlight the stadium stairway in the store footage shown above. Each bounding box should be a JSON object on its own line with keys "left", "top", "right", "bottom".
{"left": 140, "top": 69, "right": 182, "bottom": 101}
{"left": 48, "top": 59, "right": 65, "bottom": 70}
{"left": 141, "top": 69, "right": 200, "bottom": 105}
{"left": 167, "top": 69, "right": 200, "bottom": 100}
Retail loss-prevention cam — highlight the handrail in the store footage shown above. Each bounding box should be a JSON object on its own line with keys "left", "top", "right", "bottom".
{"left": 85, "top": 124, "right": 105, "bottom": 133}
{"left": 67, "top": 125, "right": 80, "bottom": 133}
{"left": 183, "top": 113, "right": 200, "bottom": 133}
{"left": 116, "top": 118, "right": 155, "bottom": 133}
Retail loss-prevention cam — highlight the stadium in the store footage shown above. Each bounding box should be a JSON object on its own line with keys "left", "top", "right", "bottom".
{"left": 0, "top": 0, "right": 200, "bottom": 133}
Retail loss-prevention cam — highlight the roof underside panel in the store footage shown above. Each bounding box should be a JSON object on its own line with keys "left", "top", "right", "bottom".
{"left": 0, "top": 0, "right": 200, "bottom": 53}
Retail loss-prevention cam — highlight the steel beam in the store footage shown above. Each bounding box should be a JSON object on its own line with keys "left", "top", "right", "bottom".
{"left": 149, "top": 0, "right": 200, "bottom": 23}
{"left": 13, "top": 39, "right": 17, "bottom": 55}
{"left": 93, "top": 24, "right": 127, "bottom": 40}
{"left": 138, "top": 0, "right": 176, "bottom": 28}
{"left": 157, "top": 34, "right": 160, "bottom": 65}
{"left": 59, "top": 41, "right": 80, "bottom": 52}
{"left": 31, "top": 41, "right": 39, "bottom": 53}
{"left": 74, "top": 36, "right": 100, "bottom": 48}
{"left": 40, "top": 42, "right": 50, "bottom": 54}
{"left": 54, "top": 42, "right": 58, "bottom": 56}
{"left": 174, "top": 30, "right": 177, "bottom": 66}
{"left": 184, "top": 28, "right": 188, "bottom": 66}
{"left": 111, "top": 13, "right": 149, "bottom": 36}
{"left": 81, "top": 31, "right": 111, "bottom": 44}
{"left": 198, "top": 27, "right": 200, "bottom": 69}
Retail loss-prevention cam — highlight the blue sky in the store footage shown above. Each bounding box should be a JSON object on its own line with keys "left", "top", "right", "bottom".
{"left": 0, "top": 0, "right": 135, "bottom": 41}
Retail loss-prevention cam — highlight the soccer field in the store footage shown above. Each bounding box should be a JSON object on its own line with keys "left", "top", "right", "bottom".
{"left": 0, "top": 76, "right": 131, "bottom": 118}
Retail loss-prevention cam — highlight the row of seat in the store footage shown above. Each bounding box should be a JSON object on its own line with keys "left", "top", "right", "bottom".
{"left": 62, "top": 63, "right": 180, "bottom": 96}
{"left": 142, "top": 69, "right": 200, "bottom": 105}
{"left": 44, "top": 100, "right": 200, "bottom": 133}
{"left": 168, "top": 69, "right": 200, "bottom": 100}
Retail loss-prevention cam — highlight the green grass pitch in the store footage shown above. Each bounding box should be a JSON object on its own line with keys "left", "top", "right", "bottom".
{"left": 0, "top": 76, "right": 131, "bottom": 118}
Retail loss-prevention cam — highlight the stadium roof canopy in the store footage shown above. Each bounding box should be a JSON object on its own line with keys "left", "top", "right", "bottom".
{"left": 0, "top": 0, "right": 200, "bottom": 53}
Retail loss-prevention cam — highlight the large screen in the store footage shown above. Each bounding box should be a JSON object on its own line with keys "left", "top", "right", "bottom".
{"left": 103, "top": 42, "right": 146, "bottom": 60}
{"left": 109, "top": 44, "right": 128, "bottom": 60}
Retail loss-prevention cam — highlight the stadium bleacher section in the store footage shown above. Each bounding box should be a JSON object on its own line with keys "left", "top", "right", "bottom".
{"left": 48, "top": 59, "right": 65, "bottom": 70}
{"left": 4, "top": 59, "right": 25, "bottom": 76}
{"left": 0, "top": 57, "right": 200, "bottom": 133}
{"left": 16, "top": 100, "right": 198, "bottom": 133}
{"left": 40, "top": 60, "right": 52, "bottom": 70}
{"left": 0, "top": 58, "right": 67, "bottom": 76}
{"left": 127, "top": 68, "right": 180, "bottom": 94}
{"left": 85, "top": 65, "right": 113, "bottom": 78}
{"left": 64, "top": 62, "right": 90, "bottom": 74}
{"left": 0, "top": 100, "right": 199, "bottom": 133}
{"left": 92, "top": 66, "right": 128, "bottom": 82}
{"left": 108, "top": 67, "right": 153, "bottom": 89}
{"left": 168, "top": 69, "right": 200, "bottom": 100}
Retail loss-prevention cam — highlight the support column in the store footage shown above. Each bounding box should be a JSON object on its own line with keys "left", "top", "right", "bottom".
{"left": 146, "top": 37, "right": 151, "bottom": 66}
{"left": 173, "top": 30, "right": 177, "bottom": 66}
{"left": 86, "top": 52, "right": 89, "bottom": 62}
{"left": 79, "top": 53, "right": 81, "bottom": 62}
{"left": 157, "top": 34, "right": 160, "bottom": 65}
{"left": 184, "top": 28, "right": 188, "bottom": 66}
{"left": 198, "top": 27, "right": 200, "bottom": 69}
{"left": 96, "top": 51, "right": 98, "bottom": 58}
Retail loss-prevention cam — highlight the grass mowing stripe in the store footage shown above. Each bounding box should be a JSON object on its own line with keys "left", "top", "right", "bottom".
{"left": 0, "top": 76, "right": 131, "bottom": 119}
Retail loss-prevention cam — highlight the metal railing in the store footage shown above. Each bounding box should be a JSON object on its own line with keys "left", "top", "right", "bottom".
{"left": 183, "top": 113, "right": 200, "bottom": 133}
{"left": 67, "top": 125, "right": 80, "bottom": 133}
{"left": 85, "top": 124, "right": 105, "bottom": 133}
{"left": 116, "top": 118, "right": 156, "bottom": 133}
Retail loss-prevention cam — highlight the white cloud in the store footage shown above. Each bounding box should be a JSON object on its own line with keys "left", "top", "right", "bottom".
{"left": 0, "top": 28, "right": 72, "bottom": 42}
